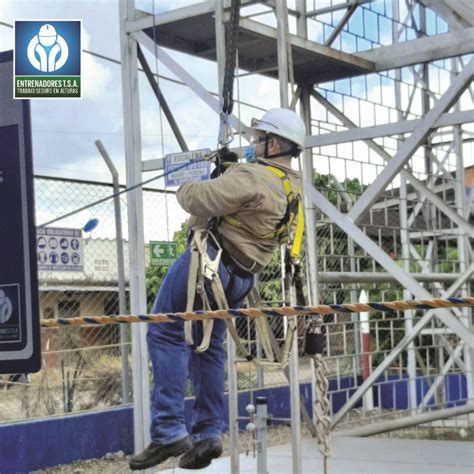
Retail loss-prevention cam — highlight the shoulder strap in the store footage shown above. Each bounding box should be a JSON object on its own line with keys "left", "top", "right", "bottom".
{"left": 265, "top": 166, "right": 304, "bottom": 260}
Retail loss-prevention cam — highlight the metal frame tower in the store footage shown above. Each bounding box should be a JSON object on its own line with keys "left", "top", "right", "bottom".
{"left": 119, "top": 1, "right": 474, "bottom": 472}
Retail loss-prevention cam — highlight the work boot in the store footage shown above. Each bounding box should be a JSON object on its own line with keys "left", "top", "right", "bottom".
{"left": 128, "top": 436, "right": 192, "bottom": 471}
{"left": 179, "top": 438, "right": 223, "bottom": 470}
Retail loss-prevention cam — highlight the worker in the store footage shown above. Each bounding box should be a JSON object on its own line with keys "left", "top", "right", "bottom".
{"left": 129, "top": 108, "right": 306, "bottom": 471}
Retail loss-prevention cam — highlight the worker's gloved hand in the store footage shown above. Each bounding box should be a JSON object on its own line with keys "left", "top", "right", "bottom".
{"left": 218, "top": 147, "right": 238, "bottom": 164}
{"left": 211, "top": 147, "right": 239, "bottom": 179}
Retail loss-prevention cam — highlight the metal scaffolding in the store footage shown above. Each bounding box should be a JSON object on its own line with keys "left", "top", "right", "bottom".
{"left": 119, "top": 1, "right": 474, "bottom": 472}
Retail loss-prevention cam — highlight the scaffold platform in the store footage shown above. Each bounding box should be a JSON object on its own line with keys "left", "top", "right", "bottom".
{"left": 141, "top": 5, "right": 374, "bottom": 84}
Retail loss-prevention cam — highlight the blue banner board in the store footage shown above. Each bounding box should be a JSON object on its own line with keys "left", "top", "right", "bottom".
{"left": 0, "top": 50, "right": 41, "bottom": 373}
{"left": 164, "top": 148, "right": 211, "bottom": 188}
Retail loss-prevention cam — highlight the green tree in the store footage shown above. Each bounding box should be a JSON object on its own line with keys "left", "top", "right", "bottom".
{"left": 314, "top": 173, "right": 366, "bottom": 205}
{"left": 258, "top": 249, "right": 282, "bottom": 303}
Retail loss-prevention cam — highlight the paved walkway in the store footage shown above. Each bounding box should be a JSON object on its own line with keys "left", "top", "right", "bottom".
{"left": 161, "top": 436, "right": 474, "bottom": 473}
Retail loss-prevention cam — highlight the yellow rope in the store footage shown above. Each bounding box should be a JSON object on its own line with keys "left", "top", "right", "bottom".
{"left": 40, "top": 296, "right": 474, "bottom": 328}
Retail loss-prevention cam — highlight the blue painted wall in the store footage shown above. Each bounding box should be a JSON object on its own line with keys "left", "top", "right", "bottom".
{"left": 0, "top": 407, "right": 133, "bottom": 474}
{"left": 0, "top": 374, "right": 467, "bottom": 473}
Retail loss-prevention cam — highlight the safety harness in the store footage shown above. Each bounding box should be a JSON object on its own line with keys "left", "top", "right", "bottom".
{"left": 223, "top": 165, "right": 304, "bottom": 261}
{"left": 184, "top": 228, "right": 255, "bottom": 359}
{"left": 185, "top": 164, "right": 304, "bottom": 356}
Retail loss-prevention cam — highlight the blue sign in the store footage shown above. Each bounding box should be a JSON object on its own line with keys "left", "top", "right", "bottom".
{"left": 37, "top": 227, "right": 84, "bottom": 272}
{"left": 0, "top": 51, "right": 41, "bottom": 374}
{"left": 164, "top": 149, "right": 211, "bottom": 188}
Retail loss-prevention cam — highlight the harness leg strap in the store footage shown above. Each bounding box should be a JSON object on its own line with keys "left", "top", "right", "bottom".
{"left": 184, "top": 231, "right": 215, "bottom": 353}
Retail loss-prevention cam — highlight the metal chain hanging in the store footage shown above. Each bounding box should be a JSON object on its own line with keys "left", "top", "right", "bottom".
{"left": 305, "top": 314, "right": 332, "bottom": 474}
{"left": 218, "top": 0, "right": 241, "bottom": 146}
{"left": 314, "top": 354, "right": 332, "bottom": 473}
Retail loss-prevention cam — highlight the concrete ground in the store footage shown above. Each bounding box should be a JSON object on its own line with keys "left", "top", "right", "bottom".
{"left": 161, "top": 436, "right": 474, "bottom": 474}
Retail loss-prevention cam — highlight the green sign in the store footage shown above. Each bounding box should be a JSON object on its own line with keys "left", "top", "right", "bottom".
{"left": 150, "top": 241, "right": 178, "bottom": 266}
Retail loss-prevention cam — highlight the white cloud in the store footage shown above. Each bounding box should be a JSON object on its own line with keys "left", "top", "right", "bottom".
{"left": 81, "top": 27, "right": 112, "bottom": 100}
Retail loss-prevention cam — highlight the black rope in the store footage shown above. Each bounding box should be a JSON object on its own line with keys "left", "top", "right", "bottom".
{"left": 222, "top": 0, "right": 241, "bottom": 116}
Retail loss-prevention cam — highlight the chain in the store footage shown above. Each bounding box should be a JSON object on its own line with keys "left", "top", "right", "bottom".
{"left": 312, "top": 315, "right": 331, "bottom": 474}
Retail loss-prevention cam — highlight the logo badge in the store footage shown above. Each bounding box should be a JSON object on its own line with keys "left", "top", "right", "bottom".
{"left": 0, "top": 289, "right": 13, "bottom": 324}
{"left": 14, "top": 20, "right": 81, "bottom": 99}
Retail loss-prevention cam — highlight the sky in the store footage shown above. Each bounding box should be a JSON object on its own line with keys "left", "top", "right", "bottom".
{"left": 0, "top": 0, "right": 283, "bottom": 186}
{"left": 0, "top": 0, "right": 284, "bottom": 239}
{"left": 1, "top": 0, "right": 472, "bottom": 240}
{"left": 1, "top": 1, "right": 218, "bottom": 183}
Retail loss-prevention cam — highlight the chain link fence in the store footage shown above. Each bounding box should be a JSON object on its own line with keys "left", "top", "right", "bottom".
{"left": 1, "top": 176, "right": 188, "bottom": 422}
{"left": 0, "top": 174, "right": 295, "bottom": 422}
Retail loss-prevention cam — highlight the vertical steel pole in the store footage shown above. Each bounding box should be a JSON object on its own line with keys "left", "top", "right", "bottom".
{"left": 299, "top": 86, "right": 318, "bottom": 307}
{"left": 300, "top": 84, "right": 321, "bottom": 422}
{"left": 119, "top": 0, "right": 150, "bottom": 453}
{"left": 255, "top": 397, "right": 269, "bottom": 474}
{"left": 254, "top": 275, "right": 264, "bottom": 388}
{"left": 296, "top": 0, "right": 323, "bottom": 427}
{"left": 276, "top": 1, "right": 301, "bottom": 472}
{"left": 400, "top": 177, "right": 418, "bottom": 413}
{"left": 276, "top": 0, "right": 289, "bottom": 108}
{"left": 349, "top": 234, "right": 362, "bottom": 379}
{"left": 392, "top": 0, "right": 417, "bottom": 414}
{"left": 359, "top": 290, "right": 374, "bottom": 411}
{"left": 452, "top": 58, "right": 474, "bottom": 405}
{"left": 95, "top": 140, "right": 130, "bottom": 404}
{"left": 215, "top": 2, "right": 239, "bottom": 473}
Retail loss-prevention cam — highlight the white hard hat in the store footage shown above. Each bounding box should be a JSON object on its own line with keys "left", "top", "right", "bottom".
{"left": 250, "top": 108, "right": 306, "bottom": 152}
{"left": 38, "top": 24, "right": 57, "bottom": 47}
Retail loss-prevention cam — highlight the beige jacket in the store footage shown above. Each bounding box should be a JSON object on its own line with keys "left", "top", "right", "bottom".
{"left": 176, "top": 159, "right": 300, "bottom": 272}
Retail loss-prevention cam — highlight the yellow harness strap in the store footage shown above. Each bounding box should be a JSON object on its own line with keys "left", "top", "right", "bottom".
{"left": 223, "top": 165, "right": 304, "bottom": 260}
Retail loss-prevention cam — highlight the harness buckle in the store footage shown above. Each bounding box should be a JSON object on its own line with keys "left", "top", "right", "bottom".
{"left": 195, "top": 229, "right": 223, "bottom": 281}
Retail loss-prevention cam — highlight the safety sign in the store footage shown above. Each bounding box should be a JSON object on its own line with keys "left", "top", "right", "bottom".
{"left": 150, "top": 241, "right": 178, "bottom": 266}
{"left": 36, "top": 227, "right": 84, "bottom": 271}
{"left": 0, "top": 50, "right": 41, "bottom": 373}
{"left": 164, "top": 149, "right": 211, "bottom": 188}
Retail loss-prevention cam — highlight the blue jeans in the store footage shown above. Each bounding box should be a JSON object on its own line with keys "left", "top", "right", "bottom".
{"left": 147, "top": 245, "right": 254, "bottom": 445}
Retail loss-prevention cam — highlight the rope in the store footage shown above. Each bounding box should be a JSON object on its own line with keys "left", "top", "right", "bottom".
{"left": 40, "top": 297, "right": 474, "bottom": 328}
{"left": 218, "top": 0, "right": 241, "bottom": 146}
{"left": 222, "top": 0, "right": 241, "bottom": 117}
